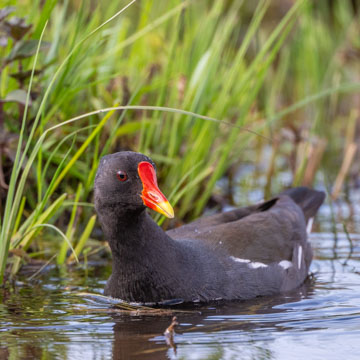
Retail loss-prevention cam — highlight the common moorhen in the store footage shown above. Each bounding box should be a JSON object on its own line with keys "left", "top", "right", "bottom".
{"left": 94, "top": 151, "right": 325, "bottom": 303}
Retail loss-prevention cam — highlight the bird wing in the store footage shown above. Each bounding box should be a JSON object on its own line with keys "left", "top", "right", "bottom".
{"left": 167, "top": 195, "right": 307, "bottom": 264}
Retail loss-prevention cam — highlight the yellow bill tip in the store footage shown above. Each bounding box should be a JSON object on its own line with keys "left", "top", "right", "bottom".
{"left": 156, "top": 201, "right": 175, "bottom": 219}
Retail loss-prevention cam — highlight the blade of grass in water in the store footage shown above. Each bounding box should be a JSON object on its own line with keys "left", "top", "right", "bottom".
{"left": 57, "top": 183, "right": 83, "bottom": 265}
{"left": 0, "top": 22, "right": 48, "bottom": 283}
{"left": 0, "top": 1, "right": 138, "bottom": 282}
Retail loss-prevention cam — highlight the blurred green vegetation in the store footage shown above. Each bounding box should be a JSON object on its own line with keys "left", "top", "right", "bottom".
{"left": 0, "top": 0, "right": 359, "bottom": 280}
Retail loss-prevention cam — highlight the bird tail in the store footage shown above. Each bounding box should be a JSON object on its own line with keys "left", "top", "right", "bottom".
{"left": 280, "top": 186, "right": 325, "bottom": 222}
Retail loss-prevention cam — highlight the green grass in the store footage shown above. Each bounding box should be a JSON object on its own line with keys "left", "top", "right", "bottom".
{"left": 0, "top": 0, "right": 359, "bottom": 282}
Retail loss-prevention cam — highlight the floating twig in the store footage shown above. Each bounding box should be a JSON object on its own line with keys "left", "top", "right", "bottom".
{"left": 164, "top": 316, "right": 179, "bottom": 353}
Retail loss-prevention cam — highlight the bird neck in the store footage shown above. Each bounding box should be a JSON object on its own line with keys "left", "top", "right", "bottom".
{"left": 98, "top": 206, "right": 189, "bottom": 302}
{"left": 98, "top": 207, "right": 175, "bottom": 266}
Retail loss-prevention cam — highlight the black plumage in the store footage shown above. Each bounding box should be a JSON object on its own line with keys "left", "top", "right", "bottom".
{"left": 94, "top": 151, "right": 325, "bottom": 303}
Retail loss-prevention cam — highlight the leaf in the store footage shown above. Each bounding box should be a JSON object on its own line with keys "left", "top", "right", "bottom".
{"left": 68, "top": 215, "right": 97, "bottom": 263}
{"left": 3, "top": 17, "right": 32, "bottom": 40}
{"left": 10, "top": 68, "right": 43, "bottom": 82}
{"left": 2, "top": 89, "right": 32, "bottom": 106}
{"left": 115, "top": 120, "right": 150, "bottom": 136}
{"left": 10, "top": 60, "right": 54, "bottom": 81}
{"left": 0, "top": 7, "right": 15, "bottom": 22}
{"left": 189, "top": 50, "right": 211, "bottom": 91}
{"left": 14, "top": 193, "right": 67, "bottom": 250}
{"left": 6, "top": 40, "right": 50, "bottom": 62}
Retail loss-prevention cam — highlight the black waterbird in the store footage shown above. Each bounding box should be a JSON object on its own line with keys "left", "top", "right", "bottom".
{"left": 94, "top": 151, "right": 325, "bottom": 303}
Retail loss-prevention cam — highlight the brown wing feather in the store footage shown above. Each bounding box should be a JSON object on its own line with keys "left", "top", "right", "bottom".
{"left": 167, "top": 204, "right": 258, "bottom": 239}
{"left": 168, "top": 195, "right": 307, "bottom": 264}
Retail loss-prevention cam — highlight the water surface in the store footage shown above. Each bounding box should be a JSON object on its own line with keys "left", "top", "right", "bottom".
{"left": 1, "top": 207, "right": 360, "bottom": 359}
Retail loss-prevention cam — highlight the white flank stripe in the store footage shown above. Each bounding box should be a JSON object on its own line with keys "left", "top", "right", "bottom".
{"left": 248, "top": 262, "right": 268, "bottom": 269}
{"left": 230, "top": 257, "right": 250, "bottom": 263}
{"left": 298, "top": 245, "right": 303, "bottom": 269}
{"left": 306, "top": 217, "right": 314, "bottom": 235}
{"left": 279, "top": 260, "right": 292, "bottom": 270}
{"left": 230, "top": 256, "right": 268, "bottom": 269}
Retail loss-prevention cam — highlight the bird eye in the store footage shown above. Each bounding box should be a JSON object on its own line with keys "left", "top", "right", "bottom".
{"left": 116, "top": 170, "right": 128, "bottom": 182}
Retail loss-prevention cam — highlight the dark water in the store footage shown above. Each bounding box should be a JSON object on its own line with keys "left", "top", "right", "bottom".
{"left": 1, "top": 203, "right": 360, "bottom": 359}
